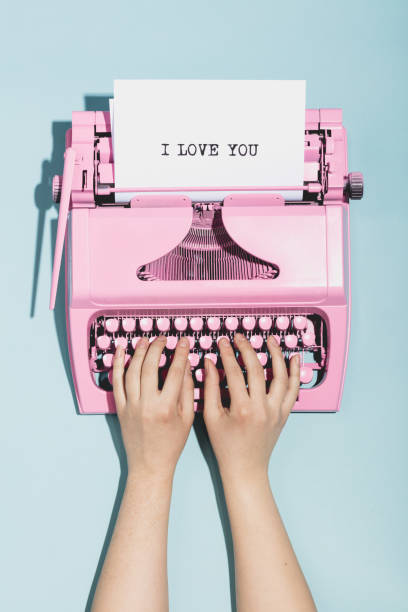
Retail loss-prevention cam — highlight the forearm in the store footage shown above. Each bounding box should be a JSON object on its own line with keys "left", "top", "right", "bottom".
{"left": 222, "top": 470, "right": 316, "bottom": 612}
{"left": 91, "top": 469, "right": 173, "bottom": 612}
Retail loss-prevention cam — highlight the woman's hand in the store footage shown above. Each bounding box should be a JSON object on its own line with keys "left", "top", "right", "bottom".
{"left": 203, "top": 334, "right": 316, "bottom": 612}
{"left": 203, "top": 333, "right": 300, "bottom": 482}
{"left": 112, "top": 336, "right": 194, "bottom": 479}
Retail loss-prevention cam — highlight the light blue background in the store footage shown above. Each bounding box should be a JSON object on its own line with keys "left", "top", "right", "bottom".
{"left": 1, "top": 0, "right": 407, "bottom": 610}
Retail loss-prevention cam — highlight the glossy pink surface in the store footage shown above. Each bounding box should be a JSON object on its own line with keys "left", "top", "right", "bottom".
{"left": 140, "top": 317, "right": 153, "bottom": 332}
{"left": 122, "top": 317, "right": 136, "bottom": 332}
{"left": 190, "top": 316, "right": 203, "bottom": 331}
{"left": 96, "top": 335, "right": 110, "bottom": 350}
{"left": 174, "top": 317, "right": 188, "bottom": 331}
{"left": 157, "top": 317, "right": 170, "bottom": 332}
{"left": 199, "top": 336, "right": 213, "bottom": 350}
{"left": 242, "top": 316, "right": 256, "bottom": 331}
{"left": 259, "top": 316, "right": 272, "bottom": 331}
{"left": 225, "top": 316, "right": 239, "bottom": 331}
{"left": 284, "top": 334, "right": 298, "bottom": 349}
{"left": 166, "top": 336, "right": 178, "bottom": 349}
{"left": 250, "top": 335, "right": 263, "bottom": 349}
{"left": 207, "top": 317, "right": 221, "bottom": 331}
{"left": 276, "top": 315, "right": 290, "bottom": 331}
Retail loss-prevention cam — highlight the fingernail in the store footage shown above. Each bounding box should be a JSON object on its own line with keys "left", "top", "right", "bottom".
{"left": 219, "top": 337, "right": 230, "bottom": 346}
{"left": 235, "top": 333, "right": 244, "bottom": 342}
{"left": 139, "top": 337, "right": 149, "bottom": 347}
{"left": 295, "top": 354, "right": 300, "bottom": 364}
{"left": 269, "top": 335, "right": 278, "bottom": 346}
{"left": 217, "top": 336, "right": 228, "bottom": 345}
{"left": 179, "top": 337, "right": 189, "bottom": 348}
{"left": 115, "top": 346, "right": 124, "bottom": 359}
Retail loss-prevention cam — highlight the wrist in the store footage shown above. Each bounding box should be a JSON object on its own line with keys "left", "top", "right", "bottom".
{"left": 127, "top": 464, "right": 175, "bottom": 490}
{"left": 219, "top": 464, "right": 270, "bottom": 493}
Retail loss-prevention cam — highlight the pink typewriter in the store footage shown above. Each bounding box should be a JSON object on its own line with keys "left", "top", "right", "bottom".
{"left": 49, "top": 108, "right": 363, "bottom": 414}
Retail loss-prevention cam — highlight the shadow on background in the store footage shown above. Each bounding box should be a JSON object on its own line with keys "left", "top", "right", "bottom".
{"left": 33, "top": 94, "right": 235, "bottom": 612}
{"left": 194, "top": 414, "right": 236, "bottom": 612}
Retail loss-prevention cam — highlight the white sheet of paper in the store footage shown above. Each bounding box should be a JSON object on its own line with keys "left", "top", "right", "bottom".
{"left": 112, "top": 80, "right": 305, "bottom": 201}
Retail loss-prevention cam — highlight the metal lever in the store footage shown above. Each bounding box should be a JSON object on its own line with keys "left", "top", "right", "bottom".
{"left": 49, "top": 147, "right": 76, "bottom": 310}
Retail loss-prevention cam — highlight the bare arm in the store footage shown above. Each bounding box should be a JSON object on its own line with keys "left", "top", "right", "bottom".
{"left": 91, "top": 336, "right": 194, "bottom": 612}
{"left": 204, "top": 334, "right": 316, "bottom": 612}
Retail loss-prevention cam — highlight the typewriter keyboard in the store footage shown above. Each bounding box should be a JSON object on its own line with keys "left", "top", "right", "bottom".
{"left": 89, "top": 313, "right": 327, "bottom": 402}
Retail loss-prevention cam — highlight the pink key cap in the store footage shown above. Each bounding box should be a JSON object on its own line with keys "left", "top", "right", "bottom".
{"left": 166, "top": 336, "right": 178, "bottom": 350}
{"left": 96, "top": 335, "right": 111, "bottom": 350}
{"left": 102, "top": 353, "right": 114, "bottom": 368}
{"left": 188, "top": 353, "right": 200, "bottom": 368}
{"left": 250, "top": 335, "right": 263, "bottom": 349}
{"left": 199, "top": 335, "right": 213, "bottom": 350}
{"left": 174, "top": 317, "right": 188, "bottom": 331}
{"left": 106, "top": 318, "right": 119, "bottom": 333}
{"left": 122, "top": 317, "right": 136, "bottom": 332}
{"left": 159, "top": 354, "right": 167, "bottom": 367}
{"left": 259, "top": 316, "right": 272, "bottom": 331}
{"left": 186, "top": 336, "right": 195, "bottom": 350}
{"left": 157, "top": 317, "right": 170, "bottom": 332}
{"left": 207, "top": 316, "right": 221, "bottom": 331}
{"left": 225, "top": 316, "right": 239, "bottom": 331}
{"left": 140, "top": 317, "right": 153, "bottom": 332}
{"left": 257, "top": 352, "right": 268, "bottom": 366}
{"left": 276, "top": 315, "right": 290, "bottom": 331}
{"left": 284, "top": 334, "right": 298, "bottom": 349}
{"left": 131, "top": 336, "right": 142, "bottom": 349}
{"left": 242, "top": 316, "right": 256, "bottom": 331}
{"left": 205, "top": 352, "right": 218, "bottom": 365}
{"left": 114, "top": 337, "right": 128, "bottom": 349}
{"left": 300, "top": 365, "right": 314, "bottom": 384}
{"left": 195, "top": 368, "right": 205, "bottom": 382}
{"left": 293, "top": 315, "right": 307, "bottom": 331}
{"left": 302, "top": 332, "right": 315, "bottom": 347}
{"left": 190, "top": 317, "right": 203, "bottom": 331}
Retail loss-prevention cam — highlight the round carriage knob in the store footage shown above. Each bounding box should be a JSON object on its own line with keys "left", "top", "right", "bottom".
{"left": 348, "top": 172, "right": 364, "bottom": 200}
{"left": 52, "top": 175, "right": 62, "bottom": 203}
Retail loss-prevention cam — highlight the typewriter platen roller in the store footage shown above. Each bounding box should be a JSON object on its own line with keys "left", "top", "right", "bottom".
{"left": 50, "top": 109, "right": 363, "bottom": 414}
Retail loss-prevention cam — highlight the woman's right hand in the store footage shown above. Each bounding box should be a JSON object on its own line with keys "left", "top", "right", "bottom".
{"left": 203, "top": 333, "right": 300, "bottom": 482}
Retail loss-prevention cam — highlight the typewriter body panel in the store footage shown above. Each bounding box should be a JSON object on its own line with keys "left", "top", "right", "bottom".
{"left": 51, "top": 109, "right": 363, "bottom": 414}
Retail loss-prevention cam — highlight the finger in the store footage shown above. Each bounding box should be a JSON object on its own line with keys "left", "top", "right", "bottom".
{"left": 162, "top": 337, "right": 190, "bottom": 403}
{"left": 218, "top": 336, "right": 247, "bottom": 406}
{"left": 125, "top": 336, "right": 149, "bottom": 400}
{"left": 234, "top": 333, "right": 265, "bottom": 401}
{"left": 203, "top": 357, "right": 223, "bottom": 421}
{"left": 140, "top": 336, "right": 167, "bottom": 396}
{"left": 266, "top": 335, "right": 289, "bottom": 404}
{"left": 281, "top": 353, "right": 300, "bottom": 417}
{"left": 112, "top": 346, "right": 126, "bottom": 411}
{"left": 179, "top": 361, "right": 195, "bottom": 424}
